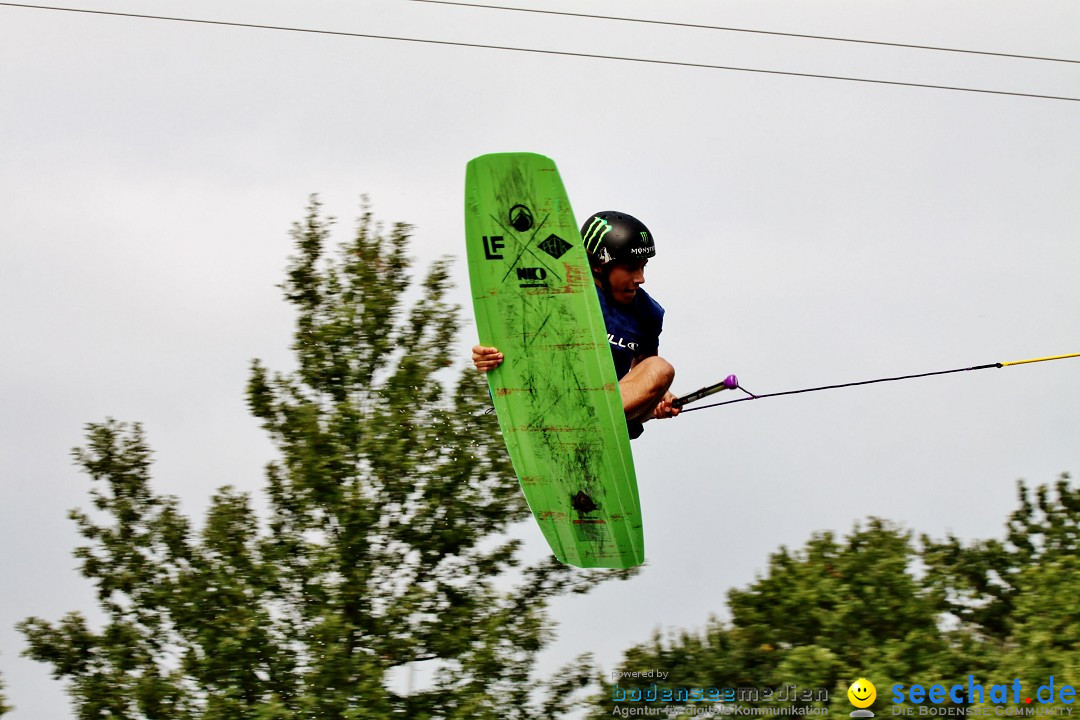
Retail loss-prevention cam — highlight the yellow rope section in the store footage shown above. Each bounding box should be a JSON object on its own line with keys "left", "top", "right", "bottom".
{"left": 1000, "top": 352, "right": 1080, "bottom": 367}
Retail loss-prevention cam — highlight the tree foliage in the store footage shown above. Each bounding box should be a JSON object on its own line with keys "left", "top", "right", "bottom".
{"left": 0, "top": 671, "right": 11, "bottom": 717}
{"left": 923, "top": 475, "right": 1080, "bottom": 692}
{"left": 20, "top": 198, "right": 632, "bottom": 719}
{"left": 592, "top": 474, "right": 1079, "bottom": 716}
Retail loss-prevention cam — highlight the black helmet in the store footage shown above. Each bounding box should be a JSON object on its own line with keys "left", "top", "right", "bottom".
{"left": 580, "top": 211, "right": 655, "bottom": 267}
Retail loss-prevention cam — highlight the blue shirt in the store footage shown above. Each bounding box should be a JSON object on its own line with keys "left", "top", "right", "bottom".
{"left": 595, "top": 287, "right": 665, "bottom": 379}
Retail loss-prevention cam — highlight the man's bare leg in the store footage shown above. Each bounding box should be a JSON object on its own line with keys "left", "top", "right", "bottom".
{"left": 474, "top": 345, "right": 678, "bottom": 424}
{"left": 619, "top": 356, "right": 675, "bottom": 422}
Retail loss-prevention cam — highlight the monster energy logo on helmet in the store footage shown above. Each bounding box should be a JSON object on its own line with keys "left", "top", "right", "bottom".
{"left": 582, "top": 216, "right": 612, "bottom": 254}
{"left": 579, "top": 210, "right": 656, "bottom": 266}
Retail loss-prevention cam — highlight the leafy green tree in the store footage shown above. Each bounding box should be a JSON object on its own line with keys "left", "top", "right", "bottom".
{"left": 923, "top": 474, "right": 1080, "bottom": 705}
{"left": 922, "top": 475, "right": 1078, "bottom": 640}
{"left": 0, "top": 671, "right": 11, "bottom": 717}
{"left": 592, "top": 475, "right": 1080, "bottom": 717}
{"left": 20, "top": 198, "right": 631, "bottom": 719}
{"left": 591, "top": 519, "right": 979, "bottom": 716}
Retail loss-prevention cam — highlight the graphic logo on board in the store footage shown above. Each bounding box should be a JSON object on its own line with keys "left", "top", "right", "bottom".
{"left": 509, "top": 204, "right": 534, "bottom": 232}
{"left": 539, "top": 233, "right": 572, "bottom": 259}
{"left": 483, "top": 235, "right": 504, "bottom": 260}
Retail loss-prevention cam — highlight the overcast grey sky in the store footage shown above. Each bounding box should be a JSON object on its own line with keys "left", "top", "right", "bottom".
{"left": 2, "top": 1, "right": 1078, "bottom": 717}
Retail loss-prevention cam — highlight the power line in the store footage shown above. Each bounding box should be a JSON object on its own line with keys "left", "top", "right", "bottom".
{"left": 2, "top": 2, "right": 1078, "bottom": 103}
{"left": 411, "top": 0, "right": 1080, "bottom": 66}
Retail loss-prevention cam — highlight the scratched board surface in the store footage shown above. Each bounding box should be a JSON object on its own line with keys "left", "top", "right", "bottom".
{"left": 464, "top": 152, "right": 643, "bottom": 569}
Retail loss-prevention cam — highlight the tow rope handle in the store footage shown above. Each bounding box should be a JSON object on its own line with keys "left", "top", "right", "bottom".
{"left": 673, "top": 374, "right": 739, "bottom": 409}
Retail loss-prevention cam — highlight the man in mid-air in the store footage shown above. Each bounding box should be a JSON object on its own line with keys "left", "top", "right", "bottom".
{"left": 472, "top": 210, "right": 679, "bottom": 439}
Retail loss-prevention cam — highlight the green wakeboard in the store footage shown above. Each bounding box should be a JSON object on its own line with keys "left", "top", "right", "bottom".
{"left": 464, "top": 152, "right": 643, "bottom": 569}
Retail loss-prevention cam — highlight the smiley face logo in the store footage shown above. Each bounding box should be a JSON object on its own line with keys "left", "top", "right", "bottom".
{"left": 848, "top": 678, "right": 877, "bottom": 709}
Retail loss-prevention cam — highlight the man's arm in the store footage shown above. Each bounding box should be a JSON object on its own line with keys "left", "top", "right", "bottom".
{"left": 630, "top": 353, "right": 680, "bottom": 419}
